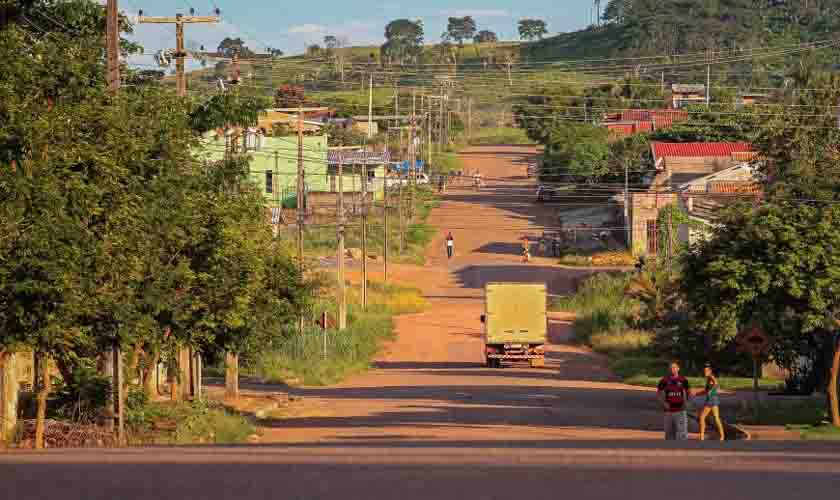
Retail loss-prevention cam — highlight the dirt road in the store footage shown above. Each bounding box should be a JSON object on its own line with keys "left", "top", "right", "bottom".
{"left": 4, "top": 146, "right": 838, "bottom": 499}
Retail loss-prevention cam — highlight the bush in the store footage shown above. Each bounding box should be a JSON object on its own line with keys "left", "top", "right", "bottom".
{"left": 591, "top": 329, "right": 653, "bottom": 354}
{"left": 126, "top": 398, "right": 255, "bottom": 445}
{"left": 50, "top": 364, "right": 111, "bottom": 424}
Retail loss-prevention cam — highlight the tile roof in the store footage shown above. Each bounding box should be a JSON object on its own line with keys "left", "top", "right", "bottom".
{"left": 651, "top": 142, "right": 754, "bottom": 159}
{"left": 707, "top": 181, "right": 763, "bottom": 194}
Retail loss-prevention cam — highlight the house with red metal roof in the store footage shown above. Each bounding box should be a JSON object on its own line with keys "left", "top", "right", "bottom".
{"left": 650, "top": 141, "right": 757, "bottom": 187}
{"left": 602, "top": 109, "right": 688, "bottom": 138}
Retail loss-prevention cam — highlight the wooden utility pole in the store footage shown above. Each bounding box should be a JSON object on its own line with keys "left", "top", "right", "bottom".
{"left": 106, "top": 0, "right": 120, "bottom": 94}
{"left": 337, "top": 150, "right": 347, "bottom": 330}
{"left": 368, "top": 74, "right": 374, "bottom": 139}
{"left": 398, "top": 171, "right": 405, "bottom": 254}
{"left": 138, "top": 12, "right": 220, "bottom": 98}
{"left": 467, "top": 98, "right": 472, "bottom": 140}
{"left": 361, "top": 153, "right": 369, "bottom": 310}
{"left": 384, "top": 178, "right": 389, "bottom": 283}
{"left": 296, "top": 106, "right": 305, "bottom": 334}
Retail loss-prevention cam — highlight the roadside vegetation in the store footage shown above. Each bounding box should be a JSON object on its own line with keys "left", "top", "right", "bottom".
{"left": 551, "top": 271, "right": 781, "bottom": 391}
{"left": 291, "top": 186, "right": 438, "bottom": 265}
{"left": 252, "top": 281, "right": 427, "bottom": 385}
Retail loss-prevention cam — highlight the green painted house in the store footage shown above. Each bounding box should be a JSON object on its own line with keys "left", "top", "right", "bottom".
{"left": 197, "top": 133, "right": 328, "bottom": 208}
{"left": 196, "top": 133, "right": 387, "bottom": 208}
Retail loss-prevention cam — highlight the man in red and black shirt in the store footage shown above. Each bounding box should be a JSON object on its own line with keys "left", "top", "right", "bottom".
{"left": 657, "top": 361, "right": 690, "bottom": 440}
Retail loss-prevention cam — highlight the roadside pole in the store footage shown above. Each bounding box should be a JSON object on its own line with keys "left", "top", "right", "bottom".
{"left": 384, "top": 170, "right": 389, "bottom": 283}
{"left": 297, "top": 106, "right": 305, "bottom": 335}
{"left": 398, "top": 172, "right": 405, "bottom": 254}
{"left": 337, "top": 150, "right": 346, "bottom": 330}
{"left": 361, "top": 153, "right": 369, "bottom": 310}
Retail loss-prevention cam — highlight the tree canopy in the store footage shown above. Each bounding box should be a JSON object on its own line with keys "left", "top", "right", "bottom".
{"left": 518, "top": 19, "right": 548, "bottom": 41}
{"left": 474, "top": 30, "right": 498, "bottom": 44}
{"left": 381, "top": 18, "right": 424, "bottom": 64}
{"left": 444, "top": 16, "right": 477, "bottom": 46}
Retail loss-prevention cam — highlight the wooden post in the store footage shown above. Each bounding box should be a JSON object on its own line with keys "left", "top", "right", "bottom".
{"left": 114, "top": 342, "right": 124, "bottom": 444}
{"left": 0, "top": 352, "right": 18, "bottom": 445}
{"left": 179, "top": 347, "right": 191, "bottom": 400}
{"left": 384, "top": 176, "right": 389, "bottom": 283}
{"left": 106, "top": 0, "right": 120, "bottom": 94}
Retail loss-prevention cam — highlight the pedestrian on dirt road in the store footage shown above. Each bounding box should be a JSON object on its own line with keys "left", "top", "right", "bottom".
{"left": 521, "top": 236, "right": 531, "bottom": 262}
{"left": 446, "top": 232, "right": 455, "bottom": 259}
{"left": 695, "top": 363, "right": 725, "bottom": 441}
{"left": 657, "top": 361, "right": 691, "bottom": 440}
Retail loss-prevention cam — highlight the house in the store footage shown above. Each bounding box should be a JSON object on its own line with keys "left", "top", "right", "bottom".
{"left": 324, "top": 149, "right": 390, "bottom": 199}
{"left": 602, "top": 109, "right": 687, "bottom": 138}
{"left": 650, "top": 142, "right": 757, "bottom": 188}
{"left": 738, "top": 93, "right": 770, "bottom": 107}
{"left": 622, "top": 143, "right": 759, "bottom": 255}
{"left": 257, "top": 110, "right": 326, "bottom": 134}
{"left": 671, "top": 84, "right": 706, "bottom": 109}
{"left": 196, "top": 133, "right": 329, "bottom": 208}
{"left": 676, "top": 163, "right": 763, "bottom": 245}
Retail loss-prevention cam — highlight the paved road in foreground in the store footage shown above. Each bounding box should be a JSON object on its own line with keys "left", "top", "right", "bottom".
{"left": 3, "top": 147, "right": 839, "bottom": 499}
{"left": 3, "top": 441, "right": 840, "bottom": 500}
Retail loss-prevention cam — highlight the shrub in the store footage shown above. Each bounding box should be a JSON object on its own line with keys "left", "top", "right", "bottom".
{"left": 591, "top": 329, "right": 653, "bottom": 354}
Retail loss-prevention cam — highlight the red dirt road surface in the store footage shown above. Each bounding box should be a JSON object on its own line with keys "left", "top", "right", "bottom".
{"left": 3, "top": 146, "right": 839, "bottom": 500}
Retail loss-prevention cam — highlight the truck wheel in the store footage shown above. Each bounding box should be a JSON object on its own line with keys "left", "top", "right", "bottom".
{"left": 529, "top": 358, "right": 545, "bottom": 368}
{"left": 486, "top": 358, "right": 500, "bottom": 368}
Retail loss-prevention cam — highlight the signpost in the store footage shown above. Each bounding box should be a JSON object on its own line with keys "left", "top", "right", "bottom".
{"left": 736, "top": 325, "right": 770, "bottom": 421}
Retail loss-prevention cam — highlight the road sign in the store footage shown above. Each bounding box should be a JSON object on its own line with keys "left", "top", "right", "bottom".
{"left": 737, "top": 325, "right": 769, "bottom": 359}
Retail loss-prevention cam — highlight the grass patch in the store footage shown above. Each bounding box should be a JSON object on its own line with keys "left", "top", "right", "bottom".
{"left": 464, "top": 127, "right": 533, "bottom": 146}
{"left": 799, "top": 425, "right": 840, "bottom": 440}
{"left": 735, "top": 397, "right": 827, "bottom": 426}
{"left": 126, "top": 394, "right": 255, "bottom": 445}
{"left": 557, "top": 249, "right": 636, "bottom": 268}
{"left": 253, "top": 282, "right": 427, "bottom": 386}
{"left": 623, "top": 374, "right": 783, "bottom": 392}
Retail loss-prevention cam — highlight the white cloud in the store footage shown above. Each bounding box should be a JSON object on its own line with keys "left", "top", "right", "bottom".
{"left": 438, "top": 9, "right": 512, "bottom": 18}
{"left": 288, "top": 24, "right": 329, "bottom": 35}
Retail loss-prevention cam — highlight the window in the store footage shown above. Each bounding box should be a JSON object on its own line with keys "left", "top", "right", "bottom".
{"left": 265, "top": 171, "right": 273, "bottom": 193}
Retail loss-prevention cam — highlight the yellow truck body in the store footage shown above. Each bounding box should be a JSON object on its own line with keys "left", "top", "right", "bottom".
{"left": 482, "top": 283, "right": 547, "bottom": 367}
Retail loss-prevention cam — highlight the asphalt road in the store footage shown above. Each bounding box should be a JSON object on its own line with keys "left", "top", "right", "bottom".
{"left": 3, "top": 441, "right": 840, "bottom": 500}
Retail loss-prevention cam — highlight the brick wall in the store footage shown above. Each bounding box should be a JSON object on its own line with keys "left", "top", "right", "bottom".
{"left": 629, "top": 192, "right": 677, "bottom": 256}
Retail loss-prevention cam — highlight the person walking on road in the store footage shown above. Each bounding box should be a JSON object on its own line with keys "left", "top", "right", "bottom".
{"left": 657, "top": 361, "right": 690, "bottom": 440}
{"left": 695, "top": 363, "right": 725, "bottom": 441}
{"left": 446, "top": 232, "right": 455, "bottom": 259}
{"left": 520, "top": 236, "right": 531, "bottom": 263}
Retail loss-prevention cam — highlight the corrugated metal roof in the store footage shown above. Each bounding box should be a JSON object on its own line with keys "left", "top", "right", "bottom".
{"left": 327, "top": 150, "right": 391, "bottom": 164}
{"left": 652, "top": 142, "right": 754, "bottom": 158}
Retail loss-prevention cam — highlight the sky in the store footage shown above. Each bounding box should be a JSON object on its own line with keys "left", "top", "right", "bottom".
{"left": 122, "top": 0, "right": 597, "bottom": 68}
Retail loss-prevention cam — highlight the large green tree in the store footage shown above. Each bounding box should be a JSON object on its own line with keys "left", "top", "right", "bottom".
{"left": 682, "top": 203, "right": 840, "bottom": 426}
{"left": 445, "top": 16, "right": 477, "bottom": 46}
{"left": 381, "top": 19, "right": 424, "bottom": 65}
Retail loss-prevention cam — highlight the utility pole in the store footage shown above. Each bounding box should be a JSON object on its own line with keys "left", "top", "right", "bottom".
{"left": 361, "top": 153, "right": 369, "bottom": 310}
{"left": 106, "top": 0, "right": 120, "bottom": 94}
{"left": 467, "top": 98, "right": 472, "bottom": 140}
{"left": 706, "top": 64, "right": 711, "bottom": 106}
{"left": 296, "top": 106, "right": 305, "bottom": 334}
{"left": 138, "top": 11, "right": 220, "bottom": 98}
{"left": 337, "top": 149, "right": 346, "bottom": 330}
{"left": 383, "top": 175, "right": 389, "bottom": 283}
{"left": 368, "top": 74, "right": 374, "bottom": 139}
{"left": 624, "top": 162, "right": 630, "bottom": 247}
{"left": 398, "top": 175, "right": 405, "bottom": 254}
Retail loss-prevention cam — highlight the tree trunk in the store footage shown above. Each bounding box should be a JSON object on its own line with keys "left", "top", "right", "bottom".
{"left": 225, "top": 351, "right": 239, "bottom": 401}
{"left": 34, "top": 352, "right": 51, "bottom": 449}
{"left": 830, "top": 337, "right": 840, "bottom": 428}
{"left": 168, "top": 361, "right": 180, "bottom": 403}
{"left": 0, "top": 352, "right": 19, "bottom": 445}
{"left": 142, "top": 349, "right": 160, "bottom": 399}
{"left": 127, "top": 343, "right": 143, "bottom": 386}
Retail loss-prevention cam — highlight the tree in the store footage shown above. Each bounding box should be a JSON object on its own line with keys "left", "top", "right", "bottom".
{"left": 681, "top": 203, "right": 840, "bottom": 427}
{"left": 275, "top": 84, "right": 306, "bottom": 108}
{"left": 474, "top": 30, "right": 498, "bottom": 43}
{"left": 381, "top": 19, "right": 424, "bottom": 65}
{"left": 218, "top": 37, "right": 254, "bottom": 58}
{"left": 324, "top": 35, "right": 338, "bottom": 52}
{"left": 305, "top": 44, "right": 323, "bottom": 58}
{"left": 269, "top": 48, "right": 284, "bottom": 58}
{"left": 445, "top": 16, "right": 477, "bottom": 46}
{"left": 518, "top": 19, "right": 548, "bottom": 41}
{"left": 543, "top": 123, "right": 611, "bottom": 181}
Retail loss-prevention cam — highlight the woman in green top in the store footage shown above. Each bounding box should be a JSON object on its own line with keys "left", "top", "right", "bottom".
{"left": 695, "top": 363, "right": 725, "bottom": 441}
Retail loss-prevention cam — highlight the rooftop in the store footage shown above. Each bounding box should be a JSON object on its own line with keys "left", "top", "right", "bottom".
{"left": 651, "top": 142, "right": 754, "bottom": 159}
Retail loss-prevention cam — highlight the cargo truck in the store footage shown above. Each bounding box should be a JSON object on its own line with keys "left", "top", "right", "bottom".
{"left": 480, "top": 282, "right": 547, "bottom": 368}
